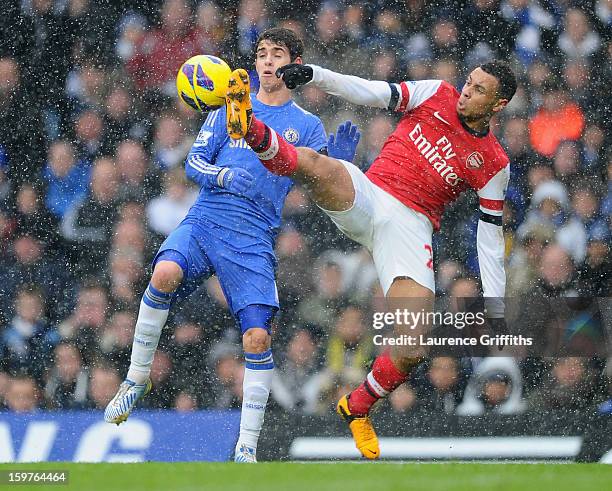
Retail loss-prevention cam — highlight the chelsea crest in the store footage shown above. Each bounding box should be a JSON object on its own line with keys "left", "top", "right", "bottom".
{"left": 283, "top": 128, "right": 299, "bottom": 144}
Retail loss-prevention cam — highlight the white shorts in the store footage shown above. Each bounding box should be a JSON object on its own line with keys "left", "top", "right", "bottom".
{"left": 321, "top": 160, "right": 435, "bottom": 294}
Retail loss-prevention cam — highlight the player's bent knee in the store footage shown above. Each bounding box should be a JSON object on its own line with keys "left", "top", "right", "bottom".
{"left": 151, "top": 260, "right": 184, "bottom": 293}
{"left": 242, "top": 327, "right": 270, "bottom": 354}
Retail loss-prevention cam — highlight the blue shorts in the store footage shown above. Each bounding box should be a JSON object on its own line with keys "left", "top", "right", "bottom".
{"left": 153, "top": 218, "right": 278, "bottom": 332}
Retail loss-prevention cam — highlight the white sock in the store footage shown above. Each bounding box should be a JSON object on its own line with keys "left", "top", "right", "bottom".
{"left": 126, "top": 283, "right": 172, "bottom": 384}
{"left": 238, "top": 349, "right": 274, "bottom": 450}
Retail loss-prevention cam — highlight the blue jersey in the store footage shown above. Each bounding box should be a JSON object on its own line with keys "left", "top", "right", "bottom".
{"left": 184, "top": 96, "right": 326, "bottom": 241}
{"left": 155, "top": 96, "right": 326, "bottom": 319}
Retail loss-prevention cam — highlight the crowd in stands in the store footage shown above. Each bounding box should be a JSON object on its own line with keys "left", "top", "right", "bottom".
{"left": 0, "top": 0, "right": 610, "bottom": 416}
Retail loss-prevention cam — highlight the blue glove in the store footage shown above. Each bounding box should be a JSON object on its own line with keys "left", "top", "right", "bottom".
{"left": 217, "top": 167, "right": 254, "bottom": 195}
{"left": 327, "top": 120, "right": 361, "bottom": 162}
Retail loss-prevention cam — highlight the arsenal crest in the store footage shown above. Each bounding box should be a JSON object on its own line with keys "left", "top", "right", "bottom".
{"left": 466, "top": 151, "right": 484, "bottom": 169}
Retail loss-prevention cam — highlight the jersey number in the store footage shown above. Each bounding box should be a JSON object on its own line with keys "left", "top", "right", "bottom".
{"left": 424, "top": 244, "right": 433, "bottom": 270}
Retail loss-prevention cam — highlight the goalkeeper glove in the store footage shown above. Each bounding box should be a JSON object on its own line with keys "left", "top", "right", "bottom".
{"left": 327, "top": 120, "right": 361, "bottom": 162}
{"left": 276, "top": 64, "right": 313, "bottom": 89}
{"left": 217, "top": 167, "right": 254, "bottom": 195}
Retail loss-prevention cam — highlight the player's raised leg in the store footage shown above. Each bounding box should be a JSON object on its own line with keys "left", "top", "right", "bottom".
{"left": 226, "top": 69, "right": 355, "bottom": 212}
{"left": 233, "top": 306, "right": 276, "bottom": 463}
{"left": 104, "top": 257, "right": 184, "bottom": 425}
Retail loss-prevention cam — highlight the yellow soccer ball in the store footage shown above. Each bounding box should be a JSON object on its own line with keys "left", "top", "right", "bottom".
{"left": 176, "top": 55, "right": 231, "bottom": 112}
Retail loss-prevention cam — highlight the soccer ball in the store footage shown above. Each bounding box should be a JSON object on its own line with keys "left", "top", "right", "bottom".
{"left": 176, "top": 55, "right": 232, "bottom": 112}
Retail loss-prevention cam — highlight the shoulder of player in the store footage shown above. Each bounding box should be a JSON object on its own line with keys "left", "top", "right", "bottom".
{"left": 201, "top": 107, "right": 224, "bottom": 129}
{"left": 288, "top": 100, "right": 320, "bottom": 121}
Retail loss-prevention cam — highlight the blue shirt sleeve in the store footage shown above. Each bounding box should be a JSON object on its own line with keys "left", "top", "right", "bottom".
{"left": 305, "top": 117, "right": 327, "bottom": 152}
{"left": 185, "top": 109, "right": 224, "bottom": 189}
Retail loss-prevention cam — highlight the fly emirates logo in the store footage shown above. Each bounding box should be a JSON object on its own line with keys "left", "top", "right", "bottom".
{"left": 408, "top": 123, "right": 460, "bottom": 186}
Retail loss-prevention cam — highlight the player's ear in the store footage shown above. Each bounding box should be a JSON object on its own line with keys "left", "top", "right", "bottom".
{"left": 492, "top": 98, "right": 508, "bottom": 114}
{"left": 292, "top": 56, "right": 303, "bottom": 65}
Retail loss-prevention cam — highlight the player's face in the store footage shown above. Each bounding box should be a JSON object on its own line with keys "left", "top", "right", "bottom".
{"left": 457, "top": 68, "right": 507, "bottom": 122}
{"left": 255, "top": 40, "right": 300, "bottom": 92}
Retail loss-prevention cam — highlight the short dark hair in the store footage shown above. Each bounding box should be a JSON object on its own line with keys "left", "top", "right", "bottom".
{"left": 254, "top": 27, "right": 304, "bottom": 62}
{"left": 480, "top": 60, "right": 517, "bottom": 102}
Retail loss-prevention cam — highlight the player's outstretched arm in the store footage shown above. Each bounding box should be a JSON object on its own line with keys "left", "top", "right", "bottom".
{"left": 476, "top": 165, "right": 510, "bottom": 321}
{"left": 185, "top": 153, "right": 254, "bottom": 195}
{"left": 277, "top": 64, "right": 395, "bottom": 110}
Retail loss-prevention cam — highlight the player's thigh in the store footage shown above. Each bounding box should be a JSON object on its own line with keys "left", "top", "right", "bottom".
{"left": 294, "top": 147, "right": 355, "bottom": 211}
{"left": 371, "top": 192, "right": 435, "bottom": 297}
{"left": 318, "top": 160, "right": 377, "bottom": 249}
{"left": 152, "top": 220, "right": 214, "bottom": 300}
{"left": 210, "top": 245, "right": 279, "bottom": 322}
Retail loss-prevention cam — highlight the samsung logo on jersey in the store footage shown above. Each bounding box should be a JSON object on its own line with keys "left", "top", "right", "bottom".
{"left": 409, "top": 123, "right": 461, "bottom": 187}
{"left": 229, "top": 138, "right": 250, "bottom": 149}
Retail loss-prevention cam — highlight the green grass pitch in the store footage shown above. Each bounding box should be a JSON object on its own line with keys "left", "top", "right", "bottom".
{"left": 0, "top": 462, "right": 610, "bottom": 491}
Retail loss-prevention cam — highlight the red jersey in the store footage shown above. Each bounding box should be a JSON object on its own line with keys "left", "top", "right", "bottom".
{"left": 365, "top": 80, "right": 510, "bottom": 229}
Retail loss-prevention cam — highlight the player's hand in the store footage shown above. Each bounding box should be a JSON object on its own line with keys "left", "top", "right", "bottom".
{"left": 219, "top": 167, "right": 254, "bottom": 195}
{"left": 275, "top": 64, "right": 313, "bottom": 89}
{"left": 327, "top": 120, "right": 361, "bottom": 162}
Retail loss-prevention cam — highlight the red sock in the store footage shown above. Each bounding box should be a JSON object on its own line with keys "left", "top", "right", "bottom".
{"left": 348, "top": 350, "right": 408, "bottom": 416}
{"left": 245, "top": 115, "right": 297, "bottom": 176}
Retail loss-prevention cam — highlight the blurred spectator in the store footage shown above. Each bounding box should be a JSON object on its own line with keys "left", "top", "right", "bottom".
{"left": 115, "top": 140, "right": 160, "bottom": 203}
{"left": 73, "top": 109, "right": 105, "bottom": 162}
{"left": 528, "top": 357, "right": 600, "bottom": 410}
{"left": 234, "top": 0, "right": 268, "bottom": 68}
{"left": 411, "top": 357, "right": 468, "bottom": 414}
{"left": 557, "top": 8, "right": 601, "bottom": 59}
{"left": 456, "top": 357, "right": 526, "bottom": 415}
{"left": 553, "top": 140, "right": 581, "bottom": 184}
{"left": 101, "top": 85, "right": 146, "bottom": 155}
{"left": 580, "top": 123, "right": 606, "bottom": 173}
{"left": 152, "top": 112, "right": 190, "bottom": 171}
{"left": 100, "top": 311, "right": 135, "bottom": 371}
{"left": 66, "top": 64, "right": 107, "bottom": 114}
{"left": 0, "top": 232, "right": 72, "bottom": 322}
{"left": 531, "top": 243, "right": 578, "bottom": 296}
{"left": 272, "top": 328, "right": 322, "bottom": 414}
{"left": 518, "top": 180, "right": 587, "bottom": 262}
{"left": 108, "top": 249, "right": 145, "bottom": 308}
{"left": 58, "top": 281, "right": 109, "bottom": 364}
{"left": 42, "top": 140, "right": 91, "bottom": 219}
{"left": 0, "top": 286, "right": 58, "bottom": 380}
{"left": 358, "top": 115, "right": 394, "bottom": 170}
{"left": 500, "top": 0, "right": 556, "bottom": 64}
{"left": 126, "top": 0, "right": 210, "bottom": 95}
{"left": 460, "top": 0, "right": 517, "bottom": 60}
{"left": 205, "top": 342, "right": 243, "bottom": 409}
{"left": 87, "top": 365, "right": 120, "bottom": 410}
{"left": 297, "top": 255, "right": 347, "bottom": 331}
{"left": 507, "top": 224, "right": 554, "bottom": 296}
{"left": 387, "top": 384, "right": 418, "bottom": 414}
{"left": 275, "top": 224, "right": 314, "bottom": 311}
{"left": 528, "top": 79, "right": 585, "bottom": 158}
{"left": 145, "top": 351, "right": 176, "bottom": 408}
{"left": 174, "top": 391, "right": 198, "bottom": 411}
{"left": 4, "top": 376, "right": 40, "bottom": 413}
{"left": 0, "top": 58, "right": 46, "bottom": 183}
{"left": 13, "top": 182, "right": 59, "bottom": 247}
{"left": 325, "top": 305, "right": 372, "bottom": 375}
{"left": 60, "top": 157, "right": 119, "bottom": 274}
{"left": 44, "top": 343, "right": 89, "bottom": 409}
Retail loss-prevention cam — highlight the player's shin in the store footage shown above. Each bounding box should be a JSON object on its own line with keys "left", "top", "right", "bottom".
{"left": 244, "top": 115, "right": 298, "bottom": 176}
{"left": 238, "top": 349, "right": 274, "bottom": 453}
{"left": 126, "top": 283, "right": 172, "bottom": 384}
{"left": 348, "top": 349, "right": 409, "bottom": 415}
